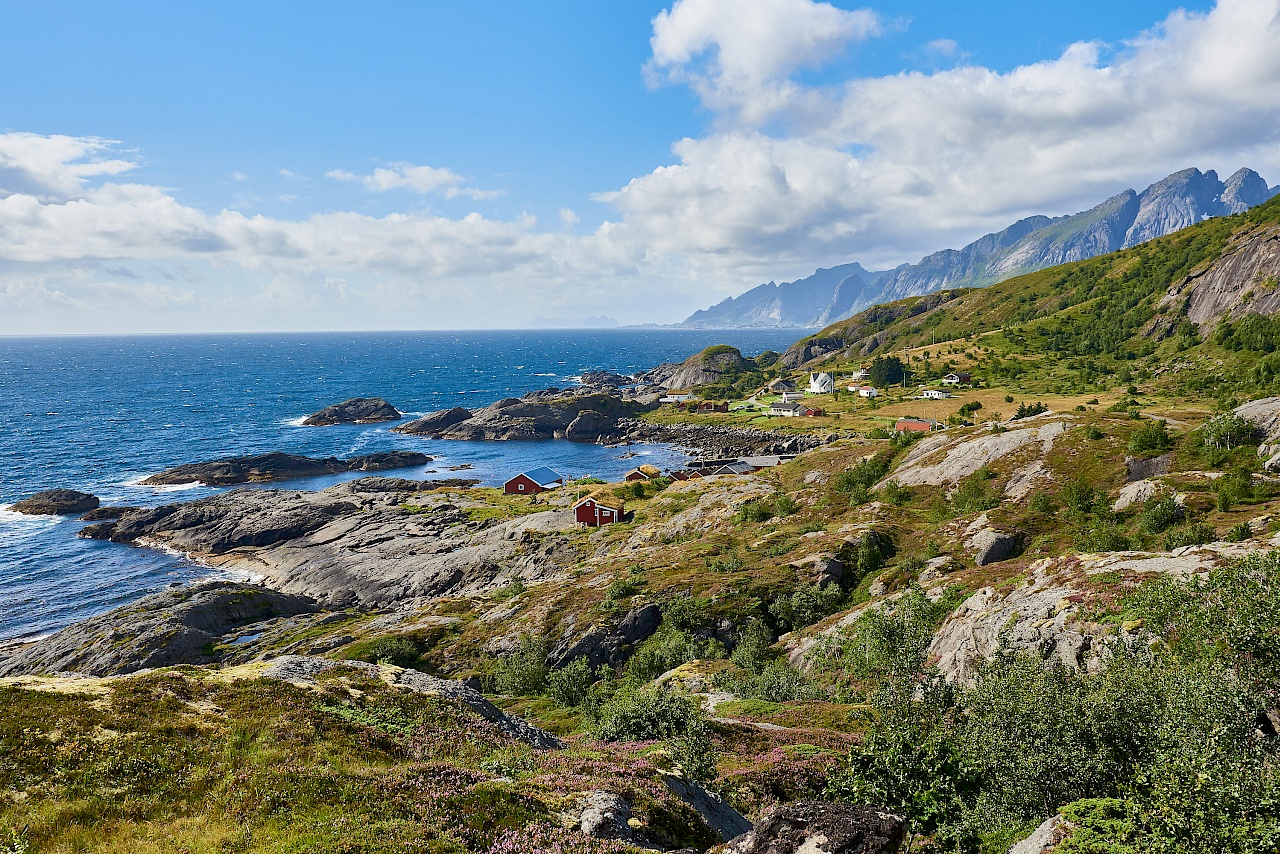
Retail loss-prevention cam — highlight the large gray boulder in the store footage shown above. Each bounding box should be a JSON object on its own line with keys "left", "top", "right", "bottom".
{"left": 725, "top": 801, "right": 906, "bottom": 854}
{"left": 10, "top": 489, "right": 99, "bottom": 515}
{"left": 0, "top": 582, "right": 319, "bottom": 677}
{"left": 302, "top": 397, "right": 401, "bottom": 426}
{"left": 549, "top": 603, "right": 662, "bottom": 669}
{"left": 1008, "top": 814, "right": 1071, "bottom": 853}
{"left": 968, "top": 528, "right": 1019, "bottom": 566}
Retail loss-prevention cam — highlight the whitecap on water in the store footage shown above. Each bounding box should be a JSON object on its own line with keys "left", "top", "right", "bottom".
{"left": 282, "top": 415, "right": 309, "bottom": 427}
{"left": 0, "top": 506, "right": 62, "bottom": 527}
{"left": 120, "top": 474, "right": 206, "bottom": 492}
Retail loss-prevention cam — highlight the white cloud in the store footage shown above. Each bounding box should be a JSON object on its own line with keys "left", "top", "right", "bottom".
{"left": 0, "top": 133, "right": 136, "bottom": 201}
{"left": 327, "top": 162, "right": 500, "bottom": 199}
{"left": 229, "top": 170, "right": 249, "bottom": 183}
{"left": 647, "top": 0, "right": 881, "bottom": 123}
{"left": 559, "top": 208, "right": 581, "bottom": 227}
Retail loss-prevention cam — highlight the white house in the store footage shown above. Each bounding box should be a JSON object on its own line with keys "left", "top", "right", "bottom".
{"left": 769, "top": 401, "right": 802, "bottom": 417}
{"left": 849, "top": 367, "right": 870, "bottom": 381}
{"left": 941, "top": 372, "right": 972, "bottom": 385}
{"left": 852, "top": 386, "right": 879, "bottom": 398}
{"left": 659, "top": 392, "right": 693, "bottom": 403}
{"left": 807, "top": 372, "right": 834, "bottom": 394}
{"left": 779, "top": 391, "right": 805, "bottom": 403}
{"left": 920, "top": 389, "right": 952, "bottom": 400}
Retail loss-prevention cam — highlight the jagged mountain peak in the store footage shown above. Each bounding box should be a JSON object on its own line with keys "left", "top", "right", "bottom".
{"left": 680, "top": 166, "right": 1279, "bottom": 329}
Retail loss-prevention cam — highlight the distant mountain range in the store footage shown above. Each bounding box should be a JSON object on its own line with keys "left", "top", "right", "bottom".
{"left": 678, "top": 167, "right": 1279, "bottom": 329}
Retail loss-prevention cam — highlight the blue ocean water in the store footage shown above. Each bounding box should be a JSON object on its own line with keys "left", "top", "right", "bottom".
{"left": 0, "top": 328, "right": 803, "bottom": 642}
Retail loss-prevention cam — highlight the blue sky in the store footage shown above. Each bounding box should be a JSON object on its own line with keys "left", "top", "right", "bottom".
{"left": 2, "top": 0, "right": 1275, "bottom": 333}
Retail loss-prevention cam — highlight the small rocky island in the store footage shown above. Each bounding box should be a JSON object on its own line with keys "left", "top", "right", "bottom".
{"left": 9, "top": 489, "right": 100, "bottom": 515}
{"left": 301, "top": 396, "right": 402, "bottom": 426}
{"left": 140, "top": 450, "right": 432, "bottom": 486}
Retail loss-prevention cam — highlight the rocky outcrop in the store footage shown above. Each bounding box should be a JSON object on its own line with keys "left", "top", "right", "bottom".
{"left": 664, "top": 346, "right": 752, "bottom": 390}
{"left": 301, "top": 397, "right": 401, "bottom": 426}
{"left": 399, "top": 393, "right": 654, "bottom": 443}
{"left": 724, "top": 801, "right": 906, "bottom": 854}
{"left": 140, "top": 451, "right": 431, "bottom": 486}
{"left": 617, "top": 420, "right": 832, "bottom": 458}
{"left": 967, "top": 526, "right": 1019, "bottom": 566}
{"left": 1113, "top": 479, "right": 1159, "bottom": 511}
{"left": 81, "top": 478, "right": 582, "bottom": 610}
{"left": 393, "top": 406, "right": 475, "bottom": 436}
{"left": 882, "top": 420, "right": 1066, "bottom": 488}
{"left": 567, "top": 791, "right": 634, "bottom": 840}
{"left": 662, "top": 773, "right": 753, "bottom": 842}
{"left": 0, "top": 582, "right": 319, "bottom": 677}
{"left": 1163, "top": 217, "right": 1280, "bottom": 330}
{"left": 10, "top": 489, "right": 99, "bottom": 515}
{"left": 1008, "top": 814, "right": 1072, "bottom": 854}
{"left": 549, "top": 603, "right": 663, "bottom": 669}
{"left": 261, "top": 655, "right": 563, "bottom": 749}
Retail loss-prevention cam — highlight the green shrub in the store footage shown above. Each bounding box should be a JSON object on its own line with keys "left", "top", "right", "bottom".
{"left": 769, "top": 582, "right": 847, "bottom": 633}
{"left": 546, "top": 657, "right": 595, "bottom": 707}
{"left": 835, "top": 453, "right": 893, "bottom": 498}
{"left": 880, "top": 480, "right": 910, "bottom": 506}
{"left": 1085, "top": 425, "right": 1105, "bottom": 440}
{"left": 951, "top": 467, "right": 999, "bottom": 514}
{"left": 734, "top": 500, "right": 773, "bottom": 523}
{"left": 1201, "top": 411, "right": 1257, "bottom": 451}
{"left": 588, "top": 685, "right": 705, "bottom": 742}
{"left": 1128, "top": 420, "right": 1175, "bottom": 455}
{"left": 1013, "top": 402, "right": 1048, "bottom": 420}
{"left": 1226, "top": 521, "right": 1253, "bottom": 542}
{"left": 1163, "top": 523, "right": 1215, "bottom": 550}
{"left": 1061, "top": 479, "right": 1098, "bottom": 515}
{"left": 1076, "top": 521, "right": 1132, "bottom": 553}
{"left": 1138, "top": 495, "right": 1183, "bottom": 534}
{"left": 772, "top": 493, "right": 799, "bottom": 516}
{"left": 1028, "top": 492, "right": 1057, "bottom": 515}
{"left": 486, "top": 635, "right": 549, "bottom": 695}
{"left": 361, "top": 635, "right": 425, "bottom": 669}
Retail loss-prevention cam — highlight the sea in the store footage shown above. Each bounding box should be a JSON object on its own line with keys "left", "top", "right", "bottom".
{"left": 0, "top": 328, "right": 804, "bottom": 644}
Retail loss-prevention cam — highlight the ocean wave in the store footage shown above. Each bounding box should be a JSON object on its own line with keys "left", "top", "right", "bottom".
{"left": 121, "top": 474, "right": 206, "bottom": 492}
{"left": 282, "top": 415, "right": 309, "bottom": 427}
{"left": 0, "top": 506, "right": 62, "bottom": 526}
{"left": 533, "top": 373, "right": 557, "bottom": 377}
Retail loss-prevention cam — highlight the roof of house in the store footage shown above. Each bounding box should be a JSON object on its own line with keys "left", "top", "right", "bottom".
{"left": 768, "top": 378, "right": 796, "bottom": 388}
{"left": 713, "top": 461, "right": 757, "bottom": 475}
{"left": 510, "top": 466, "right": 564, "bottom": 487}
{"left": 637, "top": 464, "right": 661, "bottom": 477}
{"left": 575, "top": 489, "right": 625, "bottom": 510}
{"left": 740, "top": 455, "right": 783, "bottom": 467}
{"left": 770, "top": 401, "right": 801, "bottom": 411}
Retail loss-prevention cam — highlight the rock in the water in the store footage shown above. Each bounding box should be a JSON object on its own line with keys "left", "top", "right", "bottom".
{"left": 968, "top": 528, "right": 1019, "bottom": 566}
{"left": 394, "top": 406, "right": 475, "bottom": 436}
{"left": 725, "top": 801, "right": 906, "bottom": 854}
{"left": 9, "top": 489, "right": 100, "bottom": 515}
{"left": 1008, "top": 814, "right": 1072, "bottom": 854}
{"left": 140, "top": 451, "right": 431, "bottom": 486}
{"left": 302, "top": 397, "right": 401, "bottom": 426}
{"left": 0, "top": 582, "right": 319, "bottom": 677}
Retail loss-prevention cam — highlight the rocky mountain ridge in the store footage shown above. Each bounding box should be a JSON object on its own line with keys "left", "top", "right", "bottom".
{"left": 682, "top": 166, "right": 1278, "bottom": 329}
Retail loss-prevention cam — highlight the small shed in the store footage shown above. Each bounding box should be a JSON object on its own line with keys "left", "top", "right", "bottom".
{"left": 921, "top": 389, "right": 952, "bottom": 400}
{"left": 696, "top": 400, "right": 729, "bottom": 413}
{"left": 574, "top": 491, "right": 624, "bottom": 526}
{"left": 624, "top": 464, "right": 662, "bottom": 482}
{"left": 504, "top": 466, "right": 565, "bottom": 495}
{"left": 895, "top": 417, "right": 940, "bottom": 433}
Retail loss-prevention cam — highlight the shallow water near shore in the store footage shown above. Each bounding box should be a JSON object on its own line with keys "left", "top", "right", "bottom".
{"left": 0, "top": 328, "right": 802, "bottom": 642}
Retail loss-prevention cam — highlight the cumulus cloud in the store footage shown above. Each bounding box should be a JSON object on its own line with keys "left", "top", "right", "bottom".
{"left": 0, "top": 133, "right": 136, "bottom": 201}
{"left": 647, "top": 0, "right": 881, "bottom": 123}
{"left": 326, "top": 162, "right": 500, "bottom": 199}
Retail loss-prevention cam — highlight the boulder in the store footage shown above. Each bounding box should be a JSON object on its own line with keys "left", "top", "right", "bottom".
{"left": 661, "top": 773, "right": 753, "bottom": 842}
{"left": 302, "top": 397, "right": 401, "bottom": 426}
{"left": 549, "top": 603, "right": 662, "bottom": 669}
{"left": 724, "top": 801, "right": 906, "bottom": 854}
{"left": 1008, "top": 814, "right": 1072, "bottom": 853}
{"left": 393, "top": 406, "right": 474, "bottom": 436}
{"left": 791, "top": 554, "right": 843, "bottom": 588}
{"left": 967, "top": 528, "right": 1019, "bottom": 566}
{"left": 1112, "top": 479, "right": 1158, "bottom": 511}
{"left": 573, "top": 791, "right": 634, "bottom": 840}
{"left": 10, "top": 489, "right": 99, "bottom": 515}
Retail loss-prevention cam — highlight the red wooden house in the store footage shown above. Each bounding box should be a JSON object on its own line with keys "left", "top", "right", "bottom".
{"left": 574, "top": 491, "right": 625, "bottom": 526}
{"left": 503, "top": 466, "right": 565, "bottom": 495}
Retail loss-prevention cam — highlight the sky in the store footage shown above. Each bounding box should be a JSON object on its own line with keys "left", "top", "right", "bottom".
{"left": 3, "top": 0, "right": 1279, "bottom": 334}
